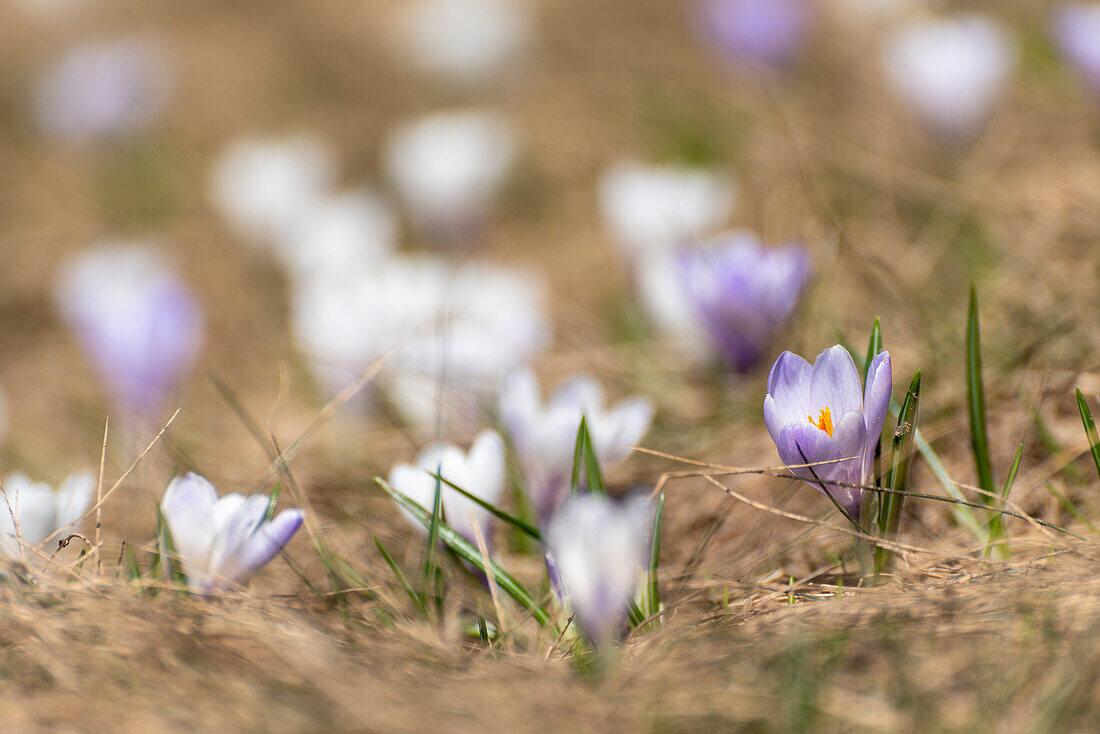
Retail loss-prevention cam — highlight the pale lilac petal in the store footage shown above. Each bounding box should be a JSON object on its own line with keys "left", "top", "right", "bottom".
{"left": 388, "top": 463, "right": 437, "bottom": 533}
{"left": 6, "top": 480, "right": 57, "bottom": 551}
{"left": 862, "top": 351, "right": 893, "bottom": 476}
{"left": 550, "top": 375, "right": 604, "bottom": 414}
{"left": 809, "top": 346, "right": 863, "bottom": 416}
{"left": 599, "top": 397, "right": 654, "bottom": 465}
{"left": 236, "top": 508, "right": 305, "bottom": 581}
{"left": 161, "top": 473, "right": 218, "bottom": 576}
{"left": 53, "top": 472, "right": 94, "bottom": 534}
{"left": 766, "top": 350, "right": 813, "bottom": 424}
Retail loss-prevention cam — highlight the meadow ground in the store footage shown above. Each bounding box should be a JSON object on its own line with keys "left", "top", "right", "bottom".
{"left": 1, "top": 0, "right": 1099, "bottom": 731}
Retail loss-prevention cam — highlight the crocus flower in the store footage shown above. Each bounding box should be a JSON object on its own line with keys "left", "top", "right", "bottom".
{"left": 276, "top": 188, "right": 397, "bottom": 285}
{"left": 389, "top": 0, "right": 533, "bottom": 89}
{"left": 545, "top": 493, "right": 652, "bottom": 646}
{"left": 598, "top": 160, "right": 735, "bottom": 260}
{"left": 763, "top": 346, "right": 891, "bottom": 522}
{"left": 291, "top": 255, "right": 549, "bottom": 429}
{"left": 882, "top": 15, "right": 1017, "bottom": 142}
{"left": 498, "top": 368, "right": 654, "bottom": 522}
{"left": 1053, "top": 4, "right": 1100, "bottom": 99}
{"left": 382, "top": 109, "right": 517, "bottom": 246}
{"left": 159, "top": 473, "right": 304, "bottom": 591}
{"left": 34, "top": 38, "right": 172, "bottom": 144}
{"left": 0, "top": 472, "right": 94, "bottom": 561}
{"left": 55, "top": 244, "right": 204, "bottom": 419}
{"left": 678, "top": 232, "right": 810, "bottom": 372}
{"left": 210, "top": 133, "right": 336, "bottom": 250}
{"left": 694, "top": 0, "right": 813, "bottom": 70}
{"left": 387, "top": 430, "right": 505, "bottom": 547}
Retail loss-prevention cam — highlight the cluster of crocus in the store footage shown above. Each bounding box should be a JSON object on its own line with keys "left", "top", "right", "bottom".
{"left": 382, "top": 109, "right": 517, "bottom": 248}
{"left": 54, "top": 244, "right": 204, "bottom": 422}
{"left": 388, "top": 430, "right": 505, "bottom": 548}
{"left": 764, "top": 345, "right": 892, "bottom": 523}
{"left": 498, "top": 367, "right": 654, "bottom": 524}
{"left": 881, "top": 14, "right": 1017, "bottom": 142}
{"left": 159, "top": 473, "right": 304, "bottom": 591}
{"left": 34, "top": 36, "right": 172, "bottom": 144}
{"left": 693, "top": 0, "right": 813, "bottom": 72}
{"left": 0, "top": 472, "right": 94, "bottom": 562}
{"left": 388, "top": 0, "right": 533, "bottom": 90}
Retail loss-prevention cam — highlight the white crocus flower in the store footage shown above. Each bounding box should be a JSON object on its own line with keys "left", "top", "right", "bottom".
{"left": 546, "top": 493, "right": 653, "bottom": 646}
{"left": 210, "top": 134, "right": 336, "bottom": 250}
{"left": 34, "top": 37, "right": 172, "bottom": 144}
{"left": 598, "top": 160, "right": 735, "bottom": 260}
{"left": 292, "top": 255, "right": 549, "bottom": 427}
{"left": 276, "top": 188, "right": 398, "bottom": 284}
{"left": 383, "top": 109, "right": 517, "bottom": 246}
{"left": 159, "top": 473, "right": 304, "bottom": 591}
{"left": 498, "top": 367, "right": 653, "bottom": 522}
{"left": 389, "top": 0, "right": 533, "bottom": 88}
{"left": 882, "top": 14, "right": 1017, "bottom": 142}
{"left": 0, "top": 472, "right": 94, "bottom": 560}
{"left": 387, "top": 430, "right": 505, "bottom": 546}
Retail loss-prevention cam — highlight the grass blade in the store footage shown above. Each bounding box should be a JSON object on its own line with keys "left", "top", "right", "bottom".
{"left": 985, "top": 443, "right": 1023, "bottom": 558}
{"left": 875, "top": 370, "right": 921, "bottom": 574}
{"left": 430, "top": 472, "right": 542, "bottom": 541}
{"left": 423, "top": 465, "right": 444, "bottom": 613}
{"left": 373, "top": 534, "right": 424, "bottom": 611}
{"left": 377, "top": 478, "right": 558, "bottom": 632}
{"left": 264, "top": 482, "right": 282, "bottom": 522}
{"left": 862, "top": 317, "right": 882, "bottom": 382}
{"left": 645, "top": 490, "right": 664, "bottom": 620}
{"left": 571, "top": 416, "right": 606, "bottom": 496}
{"left": 966, "top": 283, "right": 997, "bottom": 501}
{"left": 1075, "top": 388, "right": 1100, "bottom": 482}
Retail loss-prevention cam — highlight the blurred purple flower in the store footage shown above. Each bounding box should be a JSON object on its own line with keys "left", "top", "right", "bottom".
{"left": 0, "top": 472, "right": 94, "bottom": 561}
{"left": 678, "top": 232, "right": 810, "bottom": 372}
{"left": 695, "top": 0, "right": 812, "bottom": 70}
{"left": 55, "top": 245, "right": 204, "bottom": 419}
{"left": 387, "top": 430, "right": 506, "bottom": 547}
{"left": 763, "top": 346, "right": 891, "bottom": 522}
{"left": 34, "top": 38, "right": 171, "bottom": 144}
{"left": 499, "top": 367, "right": 653, "bottom": 523}
{"left": 1053, "top": 4, "right": 1100, "bottom": 98}
{"left": 545, "top": 493, "right": 652, "bottom": 646}
{"left": 160, "top": 473, "right": 304, "bottom": 591}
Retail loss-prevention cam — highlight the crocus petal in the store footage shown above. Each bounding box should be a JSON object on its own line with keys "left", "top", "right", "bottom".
{"left": 598, "top": 397, "right": 655, "bottom": 466}
{"left": 388, "top": 463, "right": 438, "bottom": 533}
{"left": 236, "top": 508, "right": 305, "bottom": 582}
{"left": 161, "top": 473, "right": 218, "bottom": 581}
{"left": 862, "top": 351, "right": 893, "bottom": 476}
{"left": 766, "top": 350, "right": 813, "bottom": 424}
{"left": 6, "top": 481, "right": 57, "bottom": 552}
{"left": 54, "top": 472, "right": 94, "bottom": 533}
{"left": 206, "top": 494, "right": 269, "bottom": 587}
{"left": 809, "top": 346, "right": 863, "bottom": 417}
{"left": 550, "top": 376, "right": 605, "bottom": 414}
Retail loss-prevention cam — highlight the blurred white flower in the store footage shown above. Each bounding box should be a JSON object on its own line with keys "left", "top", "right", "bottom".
{"left": 383, "top": 109, "right": 517, "bottom": 246}
{"left": 632, "top": 248, "right": 712, "bottom": 359}
{"left": 498, "top": 367, "right": 653, "bottom": 522}
{"left": 55, "top": 244, "right": 204, "bottom": 419}
{"left": 546, "top": 493, "right": 652, "bottom": 646}
{"left": 882, "top": 14, "right": 1017, "bottom": 142}
{"left": 0, "top": 472, "right": 93, "bottom": 561}
{"left": 292, "top": 255, "right": 549, "bottom": 423}
{"left": 277, "top": 188, "right": 398, "bottom": 284}
{"left": 1053, "top": 3, "right": 1100, "bottom": 99}
{"left": 160, "top": 473, "right": 304, "bottom": 591}
{"left": 598, "top": 160, "right": 735, "bottom": 260}
{"left": 387, "top": 430, "right": 505, "bottom": 546}
{"left": 34, "top": 37, "right": 172, "bottom": 144}
{"left": 390, "top": 0, "right": 533, "bottom": 88}
{"left": 210, "top": 133, "right": 336, "bottom": 249}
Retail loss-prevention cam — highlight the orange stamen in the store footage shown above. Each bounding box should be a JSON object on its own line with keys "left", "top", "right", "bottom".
{"left": 808, "top": 406, "right": 834, "bottom": 437}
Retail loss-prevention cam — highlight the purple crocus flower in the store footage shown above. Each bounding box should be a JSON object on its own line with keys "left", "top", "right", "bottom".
{"left": 55, "top": 245, "right": 204, "bottom": 420}
{"left": 498, "top": 367, "right": 654, "bottom": 524}
{"left": 545, "top": 494, "right": 652, "bottom": 646}
{"left": 695, "top": 0, "right": 812, "bottom": 70}
{"left": 160, "top": 473, "right": 304, "bottom": 591}
{"left": 1053, "top": 4, "right": 1100, "bottom": 98}
{"left": 34, "top": 37, "right": 172, "bottom": 144}
{"left": 763, "top": 346, "right": 891, "bottom": 522}
{"left": 679, "top": 232, "right": 810, "bottom": 373}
